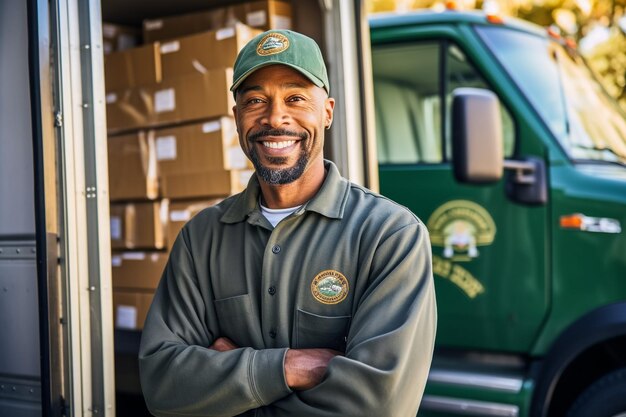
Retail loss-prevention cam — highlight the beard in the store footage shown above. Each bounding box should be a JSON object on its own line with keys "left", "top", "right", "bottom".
{"left": 247, "top": 128, "right": 309, "bottom": 185}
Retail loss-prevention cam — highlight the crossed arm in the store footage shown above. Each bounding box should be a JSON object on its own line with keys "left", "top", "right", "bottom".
{"left": 211, "top": 336, "right": 340, "bottom": 391}
{"left": 139, "top": 221, "right": 436, "bottom": 417}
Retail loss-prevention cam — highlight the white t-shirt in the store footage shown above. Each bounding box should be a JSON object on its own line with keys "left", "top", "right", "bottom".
{"left": 260, "top": 202, "right": 302, "bottom": 227}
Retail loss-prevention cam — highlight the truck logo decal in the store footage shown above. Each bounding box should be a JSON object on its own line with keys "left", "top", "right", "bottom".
{"left": 427, "top": 200, "right": 496, "bottom": 261}
{"left": 432, "top": 255, "right": 485, "bottom": 299}
{"left": 311, "top": 270, "right": 349, "bottom": 305}
{"left": 256, "top": 33, "right": 290, "bottom": 56}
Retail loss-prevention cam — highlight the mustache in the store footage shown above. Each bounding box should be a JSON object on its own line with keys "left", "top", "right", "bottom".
{"left": 248, "top": 128, "right": 307, "bottom": 142}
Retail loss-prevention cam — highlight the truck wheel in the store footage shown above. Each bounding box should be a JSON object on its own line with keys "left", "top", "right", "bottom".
{"left": 566, "top": 368, "right": 626, "bottom": 417}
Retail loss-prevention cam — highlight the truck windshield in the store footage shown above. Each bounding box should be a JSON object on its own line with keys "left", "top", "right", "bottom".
{"left": 476, "top": 26, "right": 626, "bottom": 165}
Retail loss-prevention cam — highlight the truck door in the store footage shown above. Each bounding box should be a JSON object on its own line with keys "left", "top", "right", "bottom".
{"left": 24, "top": 0, "right": 117, "bottom": 415}
{"left": 372, "top": 31, "right": 549, "bottom": 352}
{"left": 0, "top": 1, "right": 44, "bottom": 415}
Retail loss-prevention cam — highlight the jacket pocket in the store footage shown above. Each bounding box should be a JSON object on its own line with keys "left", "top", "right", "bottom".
{"left": 295, "top": 309, "right": 351, "bottom": 352}
{"left": 213, "top": 294, "right": 261, "bottom": 348}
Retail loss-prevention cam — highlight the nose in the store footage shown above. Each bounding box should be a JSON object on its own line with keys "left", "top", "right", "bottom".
{"left": 261, "top": 99, "right": 289, "bottom": 128}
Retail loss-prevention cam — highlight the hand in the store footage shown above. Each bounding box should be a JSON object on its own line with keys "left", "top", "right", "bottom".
{"left": 284, "top": 348, "right": 343, "bottom": 390}
{"left": 209, "top": 336, "right": 238, "bottom": 352}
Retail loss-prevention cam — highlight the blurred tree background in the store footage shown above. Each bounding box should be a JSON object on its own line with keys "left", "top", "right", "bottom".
{"left": 367, "top": 0, "right": 626, "bottom": 111}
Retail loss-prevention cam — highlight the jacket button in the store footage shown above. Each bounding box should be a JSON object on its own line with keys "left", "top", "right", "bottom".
{"left": 272, "top": 245, "right": 281, "bottom": 254}
{"left": 269, "top": 329, "right": 277, "bottom": 338}
{"left": 268, "top": 286, "right": 276, "bottom": 295}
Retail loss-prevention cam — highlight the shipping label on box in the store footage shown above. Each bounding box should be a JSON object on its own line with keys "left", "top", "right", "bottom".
{"left": 245, "top": 10, "right": 267, "bottom": 27}
{"left": 110, "top": 216, "right": 122, "bottom": 240}
{"left": 154, "top": 88, "right": 176, "bottom": 113}
{"left": 155, "top": 135, "right": 177, "bottom": 161}
{"left": 113, "top": 290, "right": 155, "bottom": 330}
{"left": 116, "top": 305, "right": 138, "bottom": 329}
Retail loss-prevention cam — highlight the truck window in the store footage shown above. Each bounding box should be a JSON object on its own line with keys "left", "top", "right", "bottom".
{"left": 373, "top": 42, "right": 441, "bottom": 164}
{"left": 372, "top": 41, "right": 514, "bottom": 165}
{"left": 477, "top": 26, "right": 626, "bottom": 165}
{"left": 444, "top": 44, "right": 515, "bottom": 159}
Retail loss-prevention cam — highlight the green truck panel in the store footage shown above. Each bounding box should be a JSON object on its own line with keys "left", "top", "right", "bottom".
{"left": 371, "top": 9, "right": 626, "bottom": 417}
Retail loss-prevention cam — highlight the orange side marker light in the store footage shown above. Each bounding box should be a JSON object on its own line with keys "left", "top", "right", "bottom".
{"left": 560, "top": 213, "right": 584, "bottom": 229}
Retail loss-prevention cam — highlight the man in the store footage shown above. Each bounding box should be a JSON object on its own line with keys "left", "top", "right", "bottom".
{"left": 139, "top": 29, "right": 437, "bottom": 417}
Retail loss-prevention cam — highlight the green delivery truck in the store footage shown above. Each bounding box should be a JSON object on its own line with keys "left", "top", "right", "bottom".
{"left": 2, "top": 0, "right": 625, "bottom": 416}
{"left": 370, "top": 10, "right": 626, "bottom": 417}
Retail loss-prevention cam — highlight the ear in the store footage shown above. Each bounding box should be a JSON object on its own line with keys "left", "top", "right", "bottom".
{"left": 324, "top": 97, "right": 335, "bottom": 129}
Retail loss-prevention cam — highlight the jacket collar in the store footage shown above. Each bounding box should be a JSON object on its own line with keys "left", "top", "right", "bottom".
{"left": 220, "top": 159, "right": 350, "bottom": 224}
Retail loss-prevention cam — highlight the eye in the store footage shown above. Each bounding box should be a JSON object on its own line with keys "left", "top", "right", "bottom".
{"left": 287, "top": 95, "right": 306, "bottom": 103}
{"left": 247, "top": 97, "right": 265, "bottom": 105}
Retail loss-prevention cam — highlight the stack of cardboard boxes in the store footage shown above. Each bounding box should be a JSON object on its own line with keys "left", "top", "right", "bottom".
{"left": 106, "top": 0, "right": 293, "bottom": 331}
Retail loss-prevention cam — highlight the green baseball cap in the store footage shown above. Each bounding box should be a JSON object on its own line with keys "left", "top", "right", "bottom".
{"left": 230, "top": 29, "right": 330, "bottom": 95}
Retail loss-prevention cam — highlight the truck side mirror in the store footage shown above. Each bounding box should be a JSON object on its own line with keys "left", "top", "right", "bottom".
{"left": 451, "top": 88, "right": 504, "bottom": 184}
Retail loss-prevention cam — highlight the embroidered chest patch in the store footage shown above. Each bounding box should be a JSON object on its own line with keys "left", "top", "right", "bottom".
{"left": 311, "top": 270, "right": 349, "bottom": 305}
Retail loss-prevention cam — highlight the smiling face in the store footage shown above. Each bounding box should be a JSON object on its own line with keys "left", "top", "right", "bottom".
{"left": 232, "top": 65, "right": 334, "bottom": 186}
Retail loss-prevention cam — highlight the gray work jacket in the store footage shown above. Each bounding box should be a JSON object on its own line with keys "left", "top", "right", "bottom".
{"left": 139, "top": 160, "right": 437, "bottom": 417}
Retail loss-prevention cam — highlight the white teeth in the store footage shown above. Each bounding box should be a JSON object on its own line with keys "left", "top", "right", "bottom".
{"left": 262, "top": 140, "right": 295, "bottom": 149}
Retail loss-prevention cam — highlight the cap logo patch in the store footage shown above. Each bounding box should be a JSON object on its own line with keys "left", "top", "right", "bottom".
{"left": 256, "top": 33, "right": 290, "bottom": 56}
{"left": 311, "top": 270, "right": 349, "bottom": 305}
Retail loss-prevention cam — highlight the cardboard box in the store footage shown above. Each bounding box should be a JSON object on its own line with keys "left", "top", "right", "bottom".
{"left": 161, "top": 169, "right": 253, "bottom": 200}
{"left": 110, "top": 200, "right": 169, "bottom": 250}
{"left": 167, "top": 199, "right": 222, "bottom": 247}
{"left": 143, "top": 0, "right": 292, "bottom": 43}
{"left": 104, "top": 43, "right": 162, "bottom": 92}
{"left": 111, "top": 251, "right": 169, "bottom": 290}
{"left": 106, "top": 68, "right": 234, "bottom": 133}
{"left": 155, "top": 117, "right": 251, "bottom": 175}
{"left": 113, "top": 290, "right": 154, "bottom": 330}
{"left": 160, "top": 24, "right": 260, "bottom": 80}
{"left": 102, "top": 23, "right": 140, "bottom": 54}
{"left": 108, "top": 132, "right": 159, "bottom": 201}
